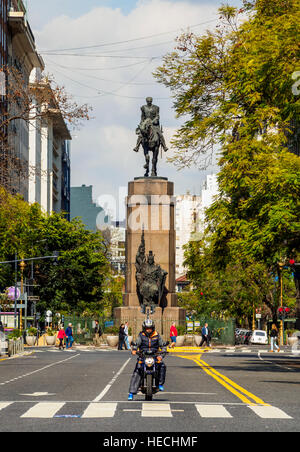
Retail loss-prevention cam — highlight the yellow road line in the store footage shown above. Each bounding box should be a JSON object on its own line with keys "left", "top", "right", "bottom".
{"left": 195, "top": 357, "right": 269, "bottom": 406}
{"left": 176, "top": 354, "right": 269, "bottom": 407}
{"left": 168, "top": 347, "right": 210, "bottom": 354}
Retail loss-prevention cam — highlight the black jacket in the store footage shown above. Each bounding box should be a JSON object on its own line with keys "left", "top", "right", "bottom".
{"left": 94, "top": 324, "right": 102, "bottom": 336}
{"left": 119, "top": 326, "right": 126, "bottom": 340}
{"left": 134, "top": 331, "right": 165, "bottom": 352}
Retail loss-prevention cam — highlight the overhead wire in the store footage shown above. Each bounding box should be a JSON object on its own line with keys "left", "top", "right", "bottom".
{"left": 47, "top": 63, "right": 170, "bottom": 100}
{"left": 45, "top": 57, "right": 159, "bottom": 86}
{"left": 40, "top": 17, "right": 218, "bottom": 54}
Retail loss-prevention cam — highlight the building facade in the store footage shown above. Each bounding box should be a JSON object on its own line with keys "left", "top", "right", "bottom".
{"left": 28, "top": 68, "right": 71, "bottom": 216}
{"left": 0, "top": 0, "right": 8, "bottom": 69}
{"left": 70, "top": 185, "right": 104, "bottom": 232}
{"left": 175, "top": 175, "right": 219, "bottom": 278}
{"left": 2, "top": 0, "right": 44, "bottom": 199}
{"left": 175, "top": 192, "right": 202, "bottom": 277}
{"left": 198, "top": 174, "right": 219, "bottom": 234}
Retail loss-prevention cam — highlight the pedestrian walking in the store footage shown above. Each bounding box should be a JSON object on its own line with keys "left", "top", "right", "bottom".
{"left": 118, "top": 324, "right": 126, "bottom": 350}
{"left": 57, "top": 326, "right": 67, "bottom": 350}
{"left": 124, "top": 322, "right": 130, "bottom": 350}
{"left": 270, "top": 324, "right": 280, "bottom": 352}
{"left": 93, "top": 320, "right": 103, "bottom": 347}
{"left": 65, "top": 323, "right": 74, "bottom": 349}
{"left": 170, "top": 322, "right": 178, "bottom": 348}
{"left": 0, "top": 321, "right": 4, "bottom": 333}
{"left": 200, "top": 323, "right": 210, "bottom": 347}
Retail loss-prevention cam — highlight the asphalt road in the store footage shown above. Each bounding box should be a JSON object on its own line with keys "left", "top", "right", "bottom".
{"left": 0, "top": 346, "right": 300, "bottom": 434}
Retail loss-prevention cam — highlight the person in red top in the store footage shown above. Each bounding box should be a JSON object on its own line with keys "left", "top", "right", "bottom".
{"left": 57, "top": 326, "right": 67, "bottom": 350}
{"left": 170, "top": 322, "right": 178, "bottom": 348}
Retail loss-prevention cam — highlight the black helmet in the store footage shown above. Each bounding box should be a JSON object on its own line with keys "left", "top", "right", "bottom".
{"left": 142, "top": 318, "right": 155, "bottom": 335}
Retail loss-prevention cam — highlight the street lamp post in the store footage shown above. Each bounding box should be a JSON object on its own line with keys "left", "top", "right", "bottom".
{"left": 0, "top": 252, "right": 59, "bottom": 331}
{"left": 278, "top": 262, "right": 284, "bottom": 346}
{"left": 19, "top": 258, "right": 26, "bottom": 331}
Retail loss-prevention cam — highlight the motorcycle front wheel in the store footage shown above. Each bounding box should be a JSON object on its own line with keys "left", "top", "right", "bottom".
{"left": 145, "top": 374, "right": 153, "bottom": 401}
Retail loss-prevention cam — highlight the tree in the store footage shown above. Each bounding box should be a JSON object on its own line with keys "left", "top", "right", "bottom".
{"left": 154, "top": 0, "right": 300, "bottom": 169}
{"left": 182, "top": 239, "right": 296, "bottom": 325}
{"left": 0, "top": 187, "right": 109, "bottom": 316}
{"left": 155, "top": 0, "right": 300, "bottom": 320}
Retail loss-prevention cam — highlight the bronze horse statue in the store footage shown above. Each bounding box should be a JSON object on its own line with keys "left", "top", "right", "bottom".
{"left": 139, "top": 118, "right": 162, "bottom": 177}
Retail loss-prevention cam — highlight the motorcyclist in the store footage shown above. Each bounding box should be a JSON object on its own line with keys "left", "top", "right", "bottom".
{"left": 128, "top": 318, "right": 167, "bottom": 401}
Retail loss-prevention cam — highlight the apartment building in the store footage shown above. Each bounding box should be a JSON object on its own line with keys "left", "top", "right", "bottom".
{"left": 6, "top": 0, "right": 44, "bottom": 200}
{"left": 175, "top": 192, "right": 202, "bottom": 278}
{"left": 1, "top": 1, "right": 71, "bottom": 216}
{"left": 175, "top": 175, "right": 219, "bottom": 278}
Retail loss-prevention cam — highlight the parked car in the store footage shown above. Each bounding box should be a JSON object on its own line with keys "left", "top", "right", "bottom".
{"left": 243, "top": 331, "right": 253, "bottom": 345}
{"left": 249, "top": 330, "right": 268, "bottom": 345}
{"left": 235, "top": 329, "right": 249, "bottom": 345}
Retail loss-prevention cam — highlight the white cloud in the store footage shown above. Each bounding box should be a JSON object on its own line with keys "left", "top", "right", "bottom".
{"left": 32, "top": 0, "right": 221, "bottom": 215}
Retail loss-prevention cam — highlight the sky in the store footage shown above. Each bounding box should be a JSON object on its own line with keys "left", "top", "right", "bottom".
{"left": 27, "top": 0, "right": 243, "bottom": 219}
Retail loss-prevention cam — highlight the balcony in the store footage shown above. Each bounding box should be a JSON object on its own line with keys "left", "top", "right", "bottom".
{"left": 8, "top": 1, "right": 44, "bottom": 69}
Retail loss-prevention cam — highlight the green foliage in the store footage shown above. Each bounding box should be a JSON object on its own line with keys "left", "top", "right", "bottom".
{"left": 0, "top": 187, "right": 110, "bottom": 317}
{"left": 7, "top": 329, "right": 22, "bottom": 340}
{"left": 46, "top": 329, "right": 56, "bottom": 336}
{"left": 101, "top": 276, "right": 124, "bottom": 318}
{"left": 105, "top": 326, "right": 119, "bottom": 335}
{"left": 27, "top": 327, "right": 37, "bottom": 337}
{"left": 155, "top": 0, "right": 300, "bottom": 321}
{"left": 176, "top": 325, "right": 186, "bottom": 336}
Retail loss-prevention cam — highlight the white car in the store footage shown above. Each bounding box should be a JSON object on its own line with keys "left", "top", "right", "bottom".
{"left": 250, "top": 330, "right": 268, "bottom": 345}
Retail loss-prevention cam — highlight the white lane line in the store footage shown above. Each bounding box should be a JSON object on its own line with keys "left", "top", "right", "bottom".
{"left": 0, "top": 402, "right": 12, "bottom": 412}
{"left": 0, "top": 354, "right": 80, "bottom": 387}
{"left": 21, "top": 402, "right": 65, "bottom": 418}
{"left": 82, "top": 403, "right": 117, "bottom": 418}
{"left": 156, "top": 392, "right": 216, "bottom": 395}
{"left": 249, "top": 405, "right": 292, "bottom": 419}
{"left": 93, "top": 357, "right": 131, "bottom": 402}
{"left": 258, "top": 352, "right": 293, "bottom": 370}
{"left": 142, "top": 403, "right": 172, "bottom": 417}
{"left": 196, "top": 404, "right": 232, "bottom": 418}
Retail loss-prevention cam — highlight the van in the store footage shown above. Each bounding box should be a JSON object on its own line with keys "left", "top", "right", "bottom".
{"left": 250, "top": 330, "right": 268, "bottom": 345}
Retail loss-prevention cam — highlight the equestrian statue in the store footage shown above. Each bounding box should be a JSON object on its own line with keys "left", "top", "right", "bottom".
{"left": 133, "top": 97, "right": 168, "bottom": 177}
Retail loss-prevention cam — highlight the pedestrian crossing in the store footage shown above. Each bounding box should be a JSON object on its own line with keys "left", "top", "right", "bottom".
{"left": 0, "top": 401, "right": 293, "bottom": 420}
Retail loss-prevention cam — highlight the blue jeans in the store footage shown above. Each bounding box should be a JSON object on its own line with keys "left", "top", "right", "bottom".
{"left": 66, "top": 336, "right": 74, "bottom": 349}
{"left": 270, "top": 337, "right": 279, "bottom": 351}
{"left": 125, "top": 335, "right": 130, "bottom": 350}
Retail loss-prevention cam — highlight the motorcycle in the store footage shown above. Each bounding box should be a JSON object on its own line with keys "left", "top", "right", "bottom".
{"left": 132, "top": 342, "right": 169, "bottom": 401}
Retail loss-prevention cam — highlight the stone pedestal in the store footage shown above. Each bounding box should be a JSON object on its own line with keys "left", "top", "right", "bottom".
{"left": 115, "top": 177, "right": 185, "bottom": 340}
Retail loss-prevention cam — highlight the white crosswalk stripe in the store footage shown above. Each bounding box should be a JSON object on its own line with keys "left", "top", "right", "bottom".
{"left": 196, "top": 404, "right": 232, "bottom": 418}
{"left": 0, "top": 401, "right": 293, "bottom": 420}
{"left": 142, "top": 403, "right": 172, "bottom": 418}
{"left": 0, "top": 402, "right": 13, "bottom": 412}
{"left": 249, "top": 405, "right": 293, "bottom": 419}
{"left": 21, "top": 402, "right": 65, "bottom": 418}
{"left": 82, "top": 403, "right": 117, "bottom": 418}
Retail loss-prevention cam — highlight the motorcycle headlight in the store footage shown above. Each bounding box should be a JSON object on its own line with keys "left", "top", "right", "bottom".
{"left": 145, "top": 357, "right": 154, "bottom": 367}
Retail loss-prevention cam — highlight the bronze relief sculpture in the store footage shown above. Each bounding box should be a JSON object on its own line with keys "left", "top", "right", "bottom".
{"left": 135, "top": 229, "right": 168, "bottom": 309}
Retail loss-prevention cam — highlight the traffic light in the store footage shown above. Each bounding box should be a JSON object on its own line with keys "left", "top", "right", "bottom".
{"left": 278, "top": 307, "right": 290, "bottom": 320}
{"left": 278, "top": 307, "right": 284, "bottom": 320}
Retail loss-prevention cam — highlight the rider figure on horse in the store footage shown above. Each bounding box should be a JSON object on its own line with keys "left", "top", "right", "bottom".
{"left": 133, "top": 97, "right": 169, "bottom": 154}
